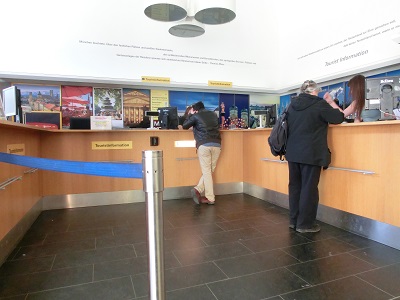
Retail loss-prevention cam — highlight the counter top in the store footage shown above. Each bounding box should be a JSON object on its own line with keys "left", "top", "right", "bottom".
{"left": 3, "top": 119, "right": 400, "bottom": 133}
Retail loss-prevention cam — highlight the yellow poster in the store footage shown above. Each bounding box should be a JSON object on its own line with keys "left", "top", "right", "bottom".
{"left": 150, "top": 90, "right": 169, "bottom": 111}
{"left": 142, "top": 76, "right": 170, "bottom": 84}
{"left": 91, "top": 141, "right": 133, "bottom": 150}
{"left": 208, "top": 80, "right": 232, "bottom": 88}
{"left": 7, "top": 144, "right": 25, "bottom": 155}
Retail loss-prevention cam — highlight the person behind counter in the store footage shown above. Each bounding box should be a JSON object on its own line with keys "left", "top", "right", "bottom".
{"left": 183, "top": 101, "right": 221, "bottom": 205}
{"left": 178, "top": 106, "right": 192, "bottom": 130}
{"left": 286, "top": 80, "right": 344, "bottom": 233}
{"left": 324, "top": 74, "right": 380, "bottom": 122}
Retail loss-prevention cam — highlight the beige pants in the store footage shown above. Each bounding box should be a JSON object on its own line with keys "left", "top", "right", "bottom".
{"left": 195, "top": 145, "right": 221, "bottom": 202}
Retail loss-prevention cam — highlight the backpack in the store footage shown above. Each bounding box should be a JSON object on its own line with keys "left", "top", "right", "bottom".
{"left": 268, "top": 105, "right": 290, "bottom": 160}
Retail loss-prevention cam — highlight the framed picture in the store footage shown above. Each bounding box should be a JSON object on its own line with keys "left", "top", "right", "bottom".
{"left": 122, "top": 88, "right": 150, "bottom": 126}
{"left": 93, "top": 87, "right": 123, "bottom": 128}
{"left": 13, "top": 83, "right": 61, "bottom": 114}
{"left": 24, "top": 111, "right": 61, "bottom": 129}
{"left": 326, "top": 82, "right": 345, "bottom": 109}
{"left": 61, "top": 86, "right": 93, "bottom": 128}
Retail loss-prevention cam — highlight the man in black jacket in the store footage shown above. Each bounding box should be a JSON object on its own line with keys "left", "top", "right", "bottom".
{"left": 183, "top": 101, "right": 221, "bottom": 205}
{"left": 285, "top": 80, "right": 344, "bottom": 233}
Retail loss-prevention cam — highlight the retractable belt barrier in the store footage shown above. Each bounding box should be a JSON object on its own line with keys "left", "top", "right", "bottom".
{"left": 0, "top": 151, "right": 166, "bottom": 300}
{"left": 0, "top": 152, "right": 142, "bottom": 178}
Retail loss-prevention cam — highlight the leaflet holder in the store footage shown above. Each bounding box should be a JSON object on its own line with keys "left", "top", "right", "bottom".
{"left": 145, "top": 111, "right": 159, "bottom": 130}
{"left": 365, "top": 77, "right": 400, "bottom": 120}
{"left": 253, "top": 110, "right": 268, "bottom": 128}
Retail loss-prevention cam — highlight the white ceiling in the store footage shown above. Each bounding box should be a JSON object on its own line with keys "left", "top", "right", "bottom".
{"left": 0, "top": 0, "right": 399, "bottom": 93}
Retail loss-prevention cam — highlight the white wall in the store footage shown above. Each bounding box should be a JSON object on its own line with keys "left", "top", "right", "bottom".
{"left": 0, "top": 0, "right": 399, "bottom": 93}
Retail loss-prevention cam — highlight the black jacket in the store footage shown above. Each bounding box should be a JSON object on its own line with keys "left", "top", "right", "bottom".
{"left": 182, "top": 108, "right": 221, "bottom": 148}
{"left": 285, "top": 93, "right": 344, "bottom": 167}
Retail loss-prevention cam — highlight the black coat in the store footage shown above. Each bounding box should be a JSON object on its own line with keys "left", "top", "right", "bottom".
{"left": 285, "top": 93, "right": 344, "bottom": 167}
{"left": 182, "top": 108, "right": 221, "bottom": 148}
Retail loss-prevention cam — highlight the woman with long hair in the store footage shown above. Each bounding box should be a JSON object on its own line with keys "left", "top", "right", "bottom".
{"left": 325, "top": 74, "right": 366, "bottom": 122}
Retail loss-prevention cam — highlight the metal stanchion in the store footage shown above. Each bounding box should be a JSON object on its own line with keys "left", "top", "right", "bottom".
{"left": 142, "top": 150, "right": 165, "bottom": 300}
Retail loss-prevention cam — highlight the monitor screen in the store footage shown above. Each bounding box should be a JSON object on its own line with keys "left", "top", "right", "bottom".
{"left": 251, "top": 105, "right": 276, "bottom": 128}
{"left": 157, "top": 106, "right": 178, "bottom": 129}
{"left": 69, "top": 117, "right": 91, "bottom": 129}
{"left": 2, "top": 86, "right": 20, "bottom": 117}
{"left": 0, "top": 94, "right": 4, "bottom": 118}
{"left": 265, "top": 104, "right": 277, "bottom": 127}
{"left": 145, "top": 111, "right": 159, "bottom": 117}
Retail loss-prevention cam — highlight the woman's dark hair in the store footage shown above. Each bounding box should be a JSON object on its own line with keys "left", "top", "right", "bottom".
{"left": 183, "top": 106, "right": 192, "bottom": 118}
{"left": 348, "top": 74, "right": 365, "bottom": 118}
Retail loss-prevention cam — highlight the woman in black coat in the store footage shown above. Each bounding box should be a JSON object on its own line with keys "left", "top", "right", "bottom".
{"left": 285, "top": 80, "right": 344, "bottom": 233}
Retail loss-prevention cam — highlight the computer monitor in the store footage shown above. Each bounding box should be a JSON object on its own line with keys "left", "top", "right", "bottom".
{"left": 2, "top": 86, "right": 22, "bottom": 122}
{"left": 265, "top": 104, "right": 277, "bottom": 127}
{"left": 253, "top": 104, "right": 277, "bottom": 128}
{"left": 144, "top": 111, "right": 159, "bottom": 129}
{"left": 69, "top": 117, "right": 91, "bottom": 129}
{"left": 157, "top": 106, "right": 178, "bottom": 129}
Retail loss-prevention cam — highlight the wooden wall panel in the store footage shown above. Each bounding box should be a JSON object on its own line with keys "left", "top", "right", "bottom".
{"left": 243, "top": 130, "right": 288, "bottom": 193}
{"left": 39, "top": 129, "right": 243, "bottom": 196}
{"left": 2, "top": 120, "right": 399, "bottom": 240}
{"left": 320, "top": 122, "right": 400, "bottom": 226}
{"left": 243, "top": 122, "right": 400, "bottom": 227}
{"left": 0, "top": 123, "right": 41, "bottom": 240}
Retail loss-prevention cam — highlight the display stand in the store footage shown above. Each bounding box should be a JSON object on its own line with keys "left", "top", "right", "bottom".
{"left": 253, "top": 110, "right": 268, "bottom": 129}
{"left": 145, "top": 111, "right": 160, "bottom": 130}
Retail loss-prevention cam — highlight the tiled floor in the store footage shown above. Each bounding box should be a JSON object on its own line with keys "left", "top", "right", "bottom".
{"left": 1, "top": 194, "right": 400, "bottom": 300}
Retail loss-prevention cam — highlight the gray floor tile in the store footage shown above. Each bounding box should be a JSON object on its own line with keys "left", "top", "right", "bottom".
{"left": 240, "top": 231, "right": 311, "bottom": 252}
{"left": 52, "top": 244, "right": 136, "bottom": 269}
{"left": 200, "top": 227, "right": 264, "bottom": 246}
{"left": 26, "top": 276, "right": 135, "bottom": 300}
{"left": 131, "top": 262, "right": 227, "bottom": 298}
{"left": 13, "top": 239, "right": 95, "bottom": 260}
{"left": 0, "top": 266, "right": 92, "bottom": 298}
{"left": 282, "top": 237, "right": 357, "bottom": 262}
{"left": 214, "top": 249, "right": 299, "bottom": 277}
{"left": 173, "top": 242, "right": 252, "bottom": 265}
{"left": 350, "top": 244, "right": 400, "bottom": 267}
{"left": 0, "top": 256, "right": 54, "bottom": 277}
{"left": 44, "top": 228, "right": 114, "bottom": 244}
{"left": 287, "top": 253, "right": 376, "bottom": 285}
{"left": 96, "top": 230, "right": 147, "bottom": 248}
{"left": 2, "top": 195, "right": 400, "bottom": 300}
{"left": 281, "top": 275, "right": 392, "bottom": 300}
{"left": 357, "top": 262, "right": 400, "bottom": 296}
{"left": 94, "top": 252, "right": 181, "bottom": 281}
{"left": 216, "top": 216, "right": 274, "bottom": 231}
{"left": 334, "top": 232, "right": 384, "bottom": 249}
{"left": 164, "top": 224, "right": 224, "bottom": 239}
{"left": 0, "top": 295, "right": 27, "bottom": 300}
{"left": 94, "top": 256, "right": 148, "bottom": 281}
{"left": 165, "top": 285, "right": 217, "bottom": 300}
{"left": 207, "top": 268, "right": 308, "bottom": 300}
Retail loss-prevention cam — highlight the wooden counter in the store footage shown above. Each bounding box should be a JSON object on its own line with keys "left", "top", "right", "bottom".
{"left": 0, "top": 121, "right": 42, "bottom": 241}
{"left": 243, "top": 120, "right": 400, "bottom": 227}
{"left": 38, "top": 128, "right": 243, "bottom": 195}
{"left": 1, "top": 120, "right": 399, "bottom": 246}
